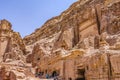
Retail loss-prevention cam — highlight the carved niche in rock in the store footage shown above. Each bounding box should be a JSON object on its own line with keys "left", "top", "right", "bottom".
{"left": 94, "top": 36, "right": 100, "bottom": 49}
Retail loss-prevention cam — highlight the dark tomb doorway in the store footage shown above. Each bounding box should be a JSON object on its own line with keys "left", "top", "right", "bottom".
{"left": 76, "top": 69, "right": 85, "bottom": 80}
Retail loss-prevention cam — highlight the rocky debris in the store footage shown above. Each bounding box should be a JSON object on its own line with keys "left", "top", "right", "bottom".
{"left": 0, "top": 62, "right": 39, "bottom": 80}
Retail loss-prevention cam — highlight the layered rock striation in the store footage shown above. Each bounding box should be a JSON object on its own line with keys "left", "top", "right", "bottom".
{"left": 23, "top": 0, "right": 120, "bottom": 80}
{"left": 0, "top": 20, "right": 39, "bottom": 80}
{"left": 0, "top": 0, "right": 120, "bottom": 80}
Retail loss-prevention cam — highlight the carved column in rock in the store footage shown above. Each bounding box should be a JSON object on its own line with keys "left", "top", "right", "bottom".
{"left": 94, "top": 36, "right": 100, "bottom": 49}
{"left": 0, "top": 20, "right": 12, "bottom": 62}
{"left": 73, "top": 21, "right": 79, "bottom": 47}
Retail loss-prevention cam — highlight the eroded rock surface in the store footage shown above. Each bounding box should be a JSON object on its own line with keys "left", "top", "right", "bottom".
{"left": 0, "top": 20, "right": 39, "bottom": 80}
{"left": 23, "top": 0, "right": 120, "bottom": 80}
{"left": 0, "top": 0, "right": 120, "bottom": 80}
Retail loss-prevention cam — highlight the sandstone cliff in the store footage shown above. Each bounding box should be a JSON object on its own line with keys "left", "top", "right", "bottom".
{"left": 24, "top": 0, "right": 120, "bottom": 65}
{"left": 0, "top": 20, "right": 39, "bottom": 80}
{"left": 0, "top": 0, "right": 120, "bottom": 80}
{"left": 23, "top": 0, "right": 120, "bottom": 80}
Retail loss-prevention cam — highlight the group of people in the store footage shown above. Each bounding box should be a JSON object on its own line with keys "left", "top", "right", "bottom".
{"left": 35, "top": 71, "right": 59, "bottom": 80}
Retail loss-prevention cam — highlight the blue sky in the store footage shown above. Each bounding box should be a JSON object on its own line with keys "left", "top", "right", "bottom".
{"left": 0, "top": 0, "right": 77, "bottom": 37}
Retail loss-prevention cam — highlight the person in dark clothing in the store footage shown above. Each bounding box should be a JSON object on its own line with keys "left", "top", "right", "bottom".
{"left": 52, "top": 71, "right": 57, "bottom": 77}
{"left": 45, "top": 73, "right": 49, "bottom": 79}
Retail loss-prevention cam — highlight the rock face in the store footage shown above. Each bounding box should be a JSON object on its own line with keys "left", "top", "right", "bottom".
{"left": 0, "top": 19, "right": 26, "bottom": 62}
{"left": 0, "top": 20, "right": 39, "bottom": 80}
{"left": 23, "top": 0, "right": 120, "bottom": 80}
{"left": 0, "top": 0, "right": 120, "bottom": 80}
